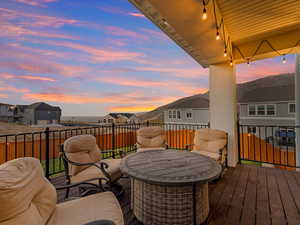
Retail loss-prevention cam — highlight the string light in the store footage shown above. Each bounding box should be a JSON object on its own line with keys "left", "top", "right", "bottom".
{"left": 282, "top": 54, "right": 286, "bottom": 64}
{"left": 201, "top": 0, "right": 300, "bottom": 65}
{"left": 202, "top": 7, "right": 207, "bottom": 20}
{"left": 216, "top": 29, "right": 220, "bottom": 40}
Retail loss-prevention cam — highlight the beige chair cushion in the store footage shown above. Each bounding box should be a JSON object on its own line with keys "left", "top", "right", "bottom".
{"left": 47, "top": 191, "right": 124, "bottom": 225}
{"left": 192, "top": 150, "right": 220, "bottom": 160}
{"left": 137, "top": 126, "right": 165, "bottom": 148}
{"left": 71, "top": 158, "right": 122, "bottom": 184}
{"left": 193, "top": 128, "right": 227, "bottom": 153}
{"left": 137, "top": 147, "right": 166, "bottom": 152}
{"left": 64, "top": 135, "right": 102, "bottom": 176}
{"left": 0, "top": 158, "right": 56, "bottom": 225}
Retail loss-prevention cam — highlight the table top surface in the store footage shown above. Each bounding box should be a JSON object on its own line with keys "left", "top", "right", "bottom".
{"left": 120, "top": 150, "right": 222, "bottom": 185}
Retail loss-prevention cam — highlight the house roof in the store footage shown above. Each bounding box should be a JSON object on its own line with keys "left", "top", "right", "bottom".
{"left": 108, "top": 113, "right": 135, "bottom": 119}
{"left": 239, "top": 85, "right": 295, "bottom": 103}
{"left": 27, "top": 102, "right": 61, "bottom": 111}
{"left": 0, "top": 103, "right": 13, "bottom": 107}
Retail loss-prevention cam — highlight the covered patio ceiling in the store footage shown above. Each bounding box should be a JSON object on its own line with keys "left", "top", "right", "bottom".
{"left": 129, "top": 0, "right": 300, "bottom": 67}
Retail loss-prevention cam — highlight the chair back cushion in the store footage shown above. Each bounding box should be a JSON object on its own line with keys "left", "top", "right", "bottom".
{"left": 193, "top": 128, "right": 227, "bottom": 153}
{"left": 0, "top": 157, "right": 56, "bottom": 225}
{"left": 137, "top": 126, "right": 165, "bottom": 148}
{"left": 64, "top": 135, "right": 101, "bottom": 176}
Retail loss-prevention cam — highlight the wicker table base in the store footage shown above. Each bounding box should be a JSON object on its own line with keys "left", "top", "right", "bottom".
{"left": 131, "top": 179, "right": 209, "bottom": 225}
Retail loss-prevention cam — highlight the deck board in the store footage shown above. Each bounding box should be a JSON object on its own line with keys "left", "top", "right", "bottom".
{"left": 51, "top": 164, "right": 300, "bottom": 225}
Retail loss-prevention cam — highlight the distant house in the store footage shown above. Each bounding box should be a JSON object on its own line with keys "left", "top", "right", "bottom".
{"left": 101, "top": 113, "right": 140, "bottom": 124}
{"left": 164, "top": 98, "right": 209, "bottom": 124}
{"left": 0, "top": 103, "right": 14, "bottom": 122}
{"left": 239, "top": 85, "right": 295, "bottom": 127}
{"left": 0, "top": 102, "right": 61, "bottom": 125}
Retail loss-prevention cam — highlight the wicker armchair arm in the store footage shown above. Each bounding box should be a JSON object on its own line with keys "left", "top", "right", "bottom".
{"left": 55, "top": 177, "right": 108, "bottom": 191}
{"left": 60, "top": 148, "right": 112, "bottom": 182}
{"left": 84, "top": 220, "right": 115, "bottom": 225}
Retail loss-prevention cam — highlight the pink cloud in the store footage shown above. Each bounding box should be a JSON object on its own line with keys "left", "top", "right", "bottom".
{"left": 0, "top": 61, "right": 88, "bottom": 77}
{"left": 104, "top": 25, "right": 149, "bottom": 41}
{"left": 237, "top": 59, "right": 294, "bottom": 83}
{"left": 96, "top": 75, "right": 166, "bottom": 88}
{"left": 0, "top": 93, "right": 8, "bottom": 98}
{"left": 14, "top": 0, "right": 57, "bottom": 7}
{"left": 1, "top": 73, "right": 56, "bottom": 82}
{"left": 0, "top": 22, "right": 78, "bottom": 40}
{"left": 0, "top": 86, "right": 30, "bottom": 93}
{"left": 128, "top": 12, "right": 145, "bottom": 18}
{"left": 22, "top": 90, "right": 180, "bottom": 106}
{"left": 0, "top": 8, "right": 78, "bottom": 28}
{"left": 41, "top": 40, "right": 144, "bottom": 63}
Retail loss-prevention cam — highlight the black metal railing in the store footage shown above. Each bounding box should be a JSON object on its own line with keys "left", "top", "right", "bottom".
{"left": 0, "top": 122, "right": 209, "bottom": 178}
{"left": 238, "top": 123, "right": 299, "bottom": 169}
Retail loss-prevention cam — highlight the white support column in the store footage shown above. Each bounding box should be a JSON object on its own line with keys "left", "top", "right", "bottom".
{"left": 209, "top": 62, "right": 238, "bottom": 167}
{"left": 295, "top": 54, "right": 300, "bottom": 168}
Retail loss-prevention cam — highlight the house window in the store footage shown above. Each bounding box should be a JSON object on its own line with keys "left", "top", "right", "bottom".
{"left": 289, "top": 103, "right": 296, "bottom": 113}
{"left": 186, "top": 112, "right": 192, "bottom": 118}
{"left": 168, "top": 111, "right": 172, "bottom": 119}
{"left": 177, "top": 111, "right": 181, "bottom": 119}
{"left": 257, "top": 105, "right": 265, "bottom": 115}
{"left": 172, "top": 110, "right": 176, "bottom": 119}
{"left": 108, "top": 119, "right": 113, "bottom": 123}
{"left": 103, "top": 119, "right": 106, "bottom": 123}
{"left": 248, "top": 105, "right": 256, "bottom": 116}
{"left": 266, "top": 104, "right": 275, "bottom": 115}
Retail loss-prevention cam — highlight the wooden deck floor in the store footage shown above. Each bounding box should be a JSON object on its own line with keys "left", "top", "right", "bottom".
{"left": 52, "top": 165, "right": 300, "bottom": 225}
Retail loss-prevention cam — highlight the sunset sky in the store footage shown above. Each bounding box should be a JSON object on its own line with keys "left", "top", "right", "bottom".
{"left": 0, "top": 0, "right": 296, "bottom": 116}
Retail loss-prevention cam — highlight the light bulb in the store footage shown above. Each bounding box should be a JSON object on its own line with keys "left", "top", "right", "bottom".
{"left": 282, "top": 55, "right": 286, "bottom": 64}
{"left": 202, "top": 8, "right": 207, "bottom": 20}
{"left": 224, "top": 49, "right": 227, "bottom": 57}
{"left": 216, "top": 30, "right": 220, "bottom": 40}
{"left": 230, "top": 60, "right": 233, "bottom": 66}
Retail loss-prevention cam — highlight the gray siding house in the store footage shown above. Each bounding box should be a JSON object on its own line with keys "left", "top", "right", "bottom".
{"left": 0, "top": 103, "right": 14, "bottom": 122}
{"left": 100, "top": 113, "right": 140, "bottom": 124}
{"left": 22, "top": 102, "right": 61, "bottom": 125}
{"left": 164, "top": 98, "right": 209, "bottom": 124}
{"left": 239, "top": 85, "right": 295, "bottom": 126}
{"left": 0, "top": 102, "right": 61, "bottom": 125}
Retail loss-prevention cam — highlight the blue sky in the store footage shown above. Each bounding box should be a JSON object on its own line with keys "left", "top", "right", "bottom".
{"left": 0, "top": 0, "right": 295, "bottom": 116}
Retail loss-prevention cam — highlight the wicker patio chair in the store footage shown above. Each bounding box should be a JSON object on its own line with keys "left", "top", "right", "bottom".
{"left": 60, "top": 135, "right": 124, "bottom": 198}
{"left": 136, "top": 126, "right": 168, "bottom": 152}
{"left": 187, "top": 128, "right": 228, "bottom": 169}
{"left": 0, "top": 157, "right": 124, "bottom": 225}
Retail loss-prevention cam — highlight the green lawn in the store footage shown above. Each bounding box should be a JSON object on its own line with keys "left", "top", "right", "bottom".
{"left": 240, "top": 160, "right": 262, "bottom": 166}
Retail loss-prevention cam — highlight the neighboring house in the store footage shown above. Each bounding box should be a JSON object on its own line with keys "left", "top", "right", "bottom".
{"left": 101, "top": 113, "right": 140, "bottom": 124}
{"left": 239, "top": 85, "right": 295, "bottom": 126}
{"left": 22, "top": 102, "right": 61, "bottom": 125}
{"left": 0, "top": 102, "right": 61, "bottom": 125}
{"left": 0, "top": 103, "right": 14, "bottom": 122}
{"left": 239, "top": 85, "right": 295, "bottom": 141}
{"left": 164, "top": 98, "right": 209, "bottom": 124}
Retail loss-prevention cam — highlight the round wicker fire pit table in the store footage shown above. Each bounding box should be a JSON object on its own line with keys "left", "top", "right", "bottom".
{"left": 120, "top": 150, "right": 222, "bottom": 225}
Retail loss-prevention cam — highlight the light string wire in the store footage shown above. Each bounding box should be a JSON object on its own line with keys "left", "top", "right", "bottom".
{"left": 201, "top": 0, "right": 300, "bottom": 65}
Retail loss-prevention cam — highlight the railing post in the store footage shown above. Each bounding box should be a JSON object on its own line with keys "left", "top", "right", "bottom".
{"left": 237, "top": 120, "right": 241, "bottom": 164}
{"left": 45, "top": 127, "right": 50, "bottom": 179}
{"left": 112, "top": 123, "right": 115, "bottom": 158}
{"left": 146, "top": 120, "right": 150, "bottom": 127}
